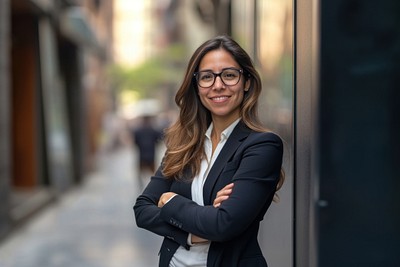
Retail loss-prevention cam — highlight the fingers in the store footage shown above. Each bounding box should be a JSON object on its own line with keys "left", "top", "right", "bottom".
{"left": 213, "top": 183, "right": 234, "bottom": 208}
{"left": 157, "top": 196, "right": 165, "bottom": 208}
{"left": 158, "top": 192, "right": 177, "bottom": 208}
{"left": 214, "top": 195, "right": 229, "bottom": 208}
{"left": 218, "top": 183, "right": 234, "bottom": 193}
{"left": 216, "top": 183, "right": 234, "bottom": 198}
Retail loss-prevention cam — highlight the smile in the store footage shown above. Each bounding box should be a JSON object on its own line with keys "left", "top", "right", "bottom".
{"left": 210, "top": 96, "right": 230, "bottom": 102}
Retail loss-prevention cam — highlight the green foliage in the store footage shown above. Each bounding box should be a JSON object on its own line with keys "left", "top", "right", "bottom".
{"left": 108, "top": 44, "right": 187, "bottom": 98}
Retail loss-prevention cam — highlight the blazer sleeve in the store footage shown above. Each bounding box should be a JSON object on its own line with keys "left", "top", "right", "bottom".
{"left": 159, "top": 132, "right": 283, "bottom": 242}
{"left": 133, "top": 166, "right": 190, "bottom": 249}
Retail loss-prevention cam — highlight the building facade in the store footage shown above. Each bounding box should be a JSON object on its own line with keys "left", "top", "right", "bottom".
{"left": 0, "top": 0, "right": 114, "bottom": 239}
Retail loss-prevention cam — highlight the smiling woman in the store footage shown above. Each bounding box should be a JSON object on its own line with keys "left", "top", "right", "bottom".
{"left": 194, "top": 49, "right": 250, "bottom": 129}
{"left": 134, "top": 35, "right": 284, "bottom": 267}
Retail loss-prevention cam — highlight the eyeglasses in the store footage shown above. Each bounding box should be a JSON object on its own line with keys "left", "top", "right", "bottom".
{"left": 194, "top": 68, "right": 243, "bottom": 88}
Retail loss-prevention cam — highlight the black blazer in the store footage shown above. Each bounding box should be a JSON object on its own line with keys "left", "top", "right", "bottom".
{"left": 134, "top": 121, "right": 283, "bottom": 267}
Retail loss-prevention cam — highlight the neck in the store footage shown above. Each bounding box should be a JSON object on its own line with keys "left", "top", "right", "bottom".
{"left": 212, "top": 116, "right": 240, "bottom": 135}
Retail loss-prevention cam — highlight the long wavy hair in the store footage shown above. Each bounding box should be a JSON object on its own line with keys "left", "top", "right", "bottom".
{"left": 162, "top": 35, "right": 284, "bottom": 196}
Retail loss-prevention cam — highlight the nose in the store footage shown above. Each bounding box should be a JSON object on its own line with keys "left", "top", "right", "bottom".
{"left": 213, "top": 75, "right": 225, "bottom": 89}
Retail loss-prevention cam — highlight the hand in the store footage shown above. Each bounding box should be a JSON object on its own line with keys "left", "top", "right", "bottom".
{"left": 158, "top": 192, "right": 177, "bottom": 208}
{"left": 213, "top": 183, "right": 234, "bottom": 208}
{"left": 191, "top": 234, "right": 208, "bottom": 244}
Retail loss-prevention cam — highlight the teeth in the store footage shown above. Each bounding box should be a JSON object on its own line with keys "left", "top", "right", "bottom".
{"left": 212, "top": 96, "right": 228, "bottom": 101}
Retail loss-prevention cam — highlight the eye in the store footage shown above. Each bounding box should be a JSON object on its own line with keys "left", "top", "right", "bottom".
{"left": 199, "top": 72, "right": 214, "bottom": 81}
{"left": 222, "top": 70, "right": 239, "bottom": 80}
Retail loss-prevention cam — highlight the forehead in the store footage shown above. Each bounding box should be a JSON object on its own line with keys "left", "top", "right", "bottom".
{"left": 198, "top": 49, "right": 239, "bottom": 71}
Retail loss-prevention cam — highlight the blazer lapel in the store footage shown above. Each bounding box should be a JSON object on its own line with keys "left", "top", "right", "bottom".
{"left": 203, "top": 122, "right": 251, "bottom": 205}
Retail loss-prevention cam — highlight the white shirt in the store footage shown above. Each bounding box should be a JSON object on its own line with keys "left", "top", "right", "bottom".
{"left": 169, "top": 119, "right": 240, "bottom": 267}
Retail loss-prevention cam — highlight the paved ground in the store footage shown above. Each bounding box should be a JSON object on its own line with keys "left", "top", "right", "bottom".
{"left": 0, "top": 143, "right": 293, "bottom": 267}
{"left": 0, "top": 147, "right": 162, "bottom": 267}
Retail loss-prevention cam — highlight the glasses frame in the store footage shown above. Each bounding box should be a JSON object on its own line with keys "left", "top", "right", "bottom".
{"left": 193, "top": 68, "right": 243, "bottom": 88}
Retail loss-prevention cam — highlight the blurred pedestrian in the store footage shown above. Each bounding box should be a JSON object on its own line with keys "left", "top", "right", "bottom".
{"left": 130, "top": 115, "right": 163, "bottom": 188}
{"left": 134, "top": 35, "right": 284, "bottom": 267}
{"left": 102, "top": 111, "right": 126, "bottom": 153}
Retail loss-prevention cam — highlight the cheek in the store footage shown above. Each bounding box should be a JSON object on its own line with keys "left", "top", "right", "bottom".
{"left": 235, "top": 86, "right": 246, "bottom": 99}
{"left": 238, "top": 91, "right": 245, "bottom": 103}
{"left": 198, "top": 92, "right": 208, "bottom": 105}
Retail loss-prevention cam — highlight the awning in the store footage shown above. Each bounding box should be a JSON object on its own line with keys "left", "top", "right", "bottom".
{"left": 60, "top": 6, "right": 100, "bottom": 51}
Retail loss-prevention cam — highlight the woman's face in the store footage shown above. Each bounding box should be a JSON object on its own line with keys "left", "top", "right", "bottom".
{"left": 197, "top": 49, "right": 250, "bottom": 124}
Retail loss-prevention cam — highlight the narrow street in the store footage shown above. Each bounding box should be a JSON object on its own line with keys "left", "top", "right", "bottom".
{"left": 0, "top": 147, "right": 162, "bottom": 267}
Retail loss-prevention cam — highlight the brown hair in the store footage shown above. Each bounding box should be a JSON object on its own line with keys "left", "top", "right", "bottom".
{"left": 162, "top": 35, "right": 284, "bottom": 196}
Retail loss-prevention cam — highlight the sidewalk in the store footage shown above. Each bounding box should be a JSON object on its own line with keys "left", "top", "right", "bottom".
{"left": 0, "top": 147, "right": 162, "bottom": 267}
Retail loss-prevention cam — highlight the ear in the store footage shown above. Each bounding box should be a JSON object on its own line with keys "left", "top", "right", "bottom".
{"left": 244, "top": 79, "right": 251, "bottom": 91}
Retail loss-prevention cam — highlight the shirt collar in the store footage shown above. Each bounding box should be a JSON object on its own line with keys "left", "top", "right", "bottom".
{"left": 205, "top": 118, "right": 241, "bottom": 141}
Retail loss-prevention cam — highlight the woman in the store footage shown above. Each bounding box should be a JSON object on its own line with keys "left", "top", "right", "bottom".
{"left": 134, "top": 35, "right": 284, "bottom": 267}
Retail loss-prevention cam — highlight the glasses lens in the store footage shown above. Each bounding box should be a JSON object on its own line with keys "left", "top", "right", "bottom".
{"left": 221, "top": 69, "right": 240, "bottom": 85}
{"left": 197, "top": 72, "right": 214, "bottom": 88}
